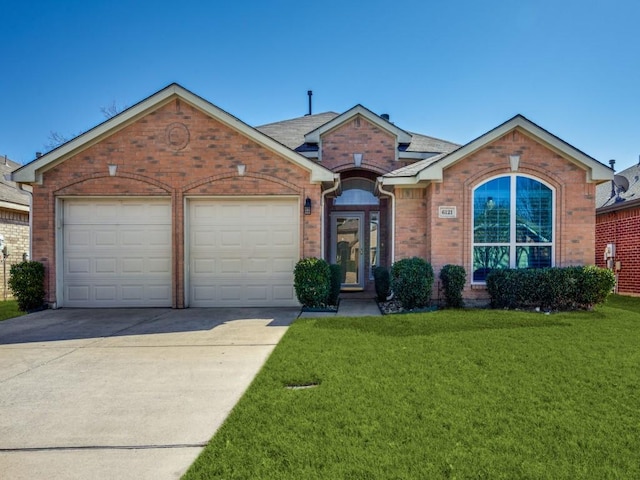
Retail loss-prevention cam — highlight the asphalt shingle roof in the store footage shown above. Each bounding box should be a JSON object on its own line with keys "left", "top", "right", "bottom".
{"left": 382, "top": 152, "right": 450, "bottom": 178}
{"left": 403, "top": 132, "right": 459, "bottom": 154}
{"left": 256, "top": 112, "right": 460, "bottom": 155}
{"left": 596, "top": 162, "right": 640, "bottom": 209}
{"left": 256, "top": 112, "right": 339, "bottom": 151}
{"left": 0, "top": 157, "right": 30, "bottom": 207}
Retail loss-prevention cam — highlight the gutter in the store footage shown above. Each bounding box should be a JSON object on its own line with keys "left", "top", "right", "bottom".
{"left": 596, "top": 197, "right": 640, "bottom": 215}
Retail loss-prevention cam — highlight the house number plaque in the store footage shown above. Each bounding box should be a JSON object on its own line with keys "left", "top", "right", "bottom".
{"left": 438, "top": 206, "right": 457, "bottom": 218}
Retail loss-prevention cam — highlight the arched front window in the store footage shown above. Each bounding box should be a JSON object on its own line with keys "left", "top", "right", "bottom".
{"left": 334, "top": 178, "right": 380, "bottom": 205}
{"left": 472, "top": 175, "right": 554, "bottom": 282}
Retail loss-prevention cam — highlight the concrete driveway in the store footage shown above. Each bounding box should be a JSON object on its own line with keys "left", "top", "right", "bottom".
{"left": 0, "top": 307, "right": 298, "bottom": 479}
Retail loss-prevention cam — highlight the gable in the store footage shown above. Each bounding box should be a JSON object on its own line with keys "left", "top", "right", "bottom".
{"left": 319, "top": 115, "right": 400, "bottom": 173}
{"left": 304, "top": 104, "right": 412, "bottom": 145}
{"left": 11, "top": 84, "right": 335, "bottom": 185}
{"left": 382, "top": 115, "right": 612, "bottom": 185}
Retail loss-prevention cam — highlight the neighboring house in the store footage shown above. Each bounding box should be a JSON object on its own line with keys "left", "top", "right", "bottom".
{"left": 595, "top": 161, "right": 640, "bottom": 295}
{"left": 0, "top": 156, "right": 31, "bottom": 299}
{"left": 10, "top": 84, "right": 612, "bottom": 308}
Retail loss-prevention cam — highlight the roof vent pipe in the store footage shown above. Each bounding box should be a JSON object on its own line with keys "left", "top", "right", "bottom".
{"left": 306, "top": 90, "right": 312, "bottom": 116}
{"left": 381, "top": 113, "right": 390, "bottom": 121}
{"left": 609, "top": 159, "right": 616, "bottom": 198}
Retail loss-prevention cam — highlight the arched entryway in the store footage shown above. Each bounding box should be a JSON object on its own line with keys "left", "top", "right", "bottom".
{"left": 325, "top": 171, "right": 389, "bottom": 292}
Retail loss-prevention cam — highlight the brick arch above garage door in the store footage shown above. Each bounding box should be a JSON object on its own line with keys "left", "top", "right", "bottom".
{"left": 186, "top": 197, "right": 300, "bottom": 307}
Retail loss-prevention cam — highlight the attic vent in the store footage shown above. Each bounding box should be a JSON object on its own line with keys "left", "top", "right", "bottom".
{"left": 354, "top": 117, "right": 360, "bottom": 128}
{"left": 381, "top": 113, "right": 390, "bottom": 121}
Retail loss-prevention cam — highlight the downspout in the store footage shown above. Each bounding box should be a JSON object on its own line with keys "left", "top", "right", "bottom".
{"left": 17, "top": 184, "right": 33, "bottom": 260}
{"left": 376, "top": 178, "right": 395, "bottom": 264}
{"left": 320, "top": 174, "right": 341, "bottom": 260}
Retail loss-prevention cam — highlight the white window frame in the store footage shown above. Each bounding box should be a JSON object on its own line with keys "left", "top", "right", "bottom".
{"left": 471, "top": 174, "right": 555, "bottom": 284}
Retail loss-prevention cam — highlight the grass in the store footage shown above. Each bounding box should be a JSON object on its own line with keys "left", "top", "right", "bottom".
{"left": 0, "top": 300, "right": 24, "bottom": 322}
{"left": 184, "top": 295, "right": 640, "bottom": 479}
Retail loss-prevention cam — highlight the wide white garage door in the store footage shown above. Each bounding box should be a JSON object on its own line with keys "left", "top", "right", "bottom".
{"left": 188, "top": 198, "right": 299, "bottom": 307}
{"left": 62, "top": 199, "right": 172, "bottom": 307}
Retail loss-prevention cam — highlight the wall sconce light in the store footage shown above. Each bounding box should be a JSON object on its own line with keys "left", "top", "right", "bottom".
{"left": 509, "top": 155, "right": 520, "bottom": 172}
{"left": 304, "top": 197, "right": 312, "bottom": 215}
{"left": 237, "top": 164, "right": 246, "bottom": 176}
{"left": 353, "top": 153, "right": 363, "bottom": 167}
{"left": 108, "top": 164, "right": 117, "bottom": 176}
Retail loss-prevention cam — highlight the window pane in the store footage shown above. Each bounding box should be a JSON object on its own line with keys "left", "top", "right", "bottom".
{"left": 474, "top": 177, "right": 510, "bottom": 243}
{"left": 369, "top": 212, "right": 379, "bottom": 280}
{"left": 473, "top": 246, "right": 509, "bottom": 281}
{"left": 516, "top": 177, "right": 552, "bottom": 242}
{"left": 516, "top": 246, "right": 552, "bottom": 269}
{"left": 334, "top": 178, "right": 380, "bottom": 205}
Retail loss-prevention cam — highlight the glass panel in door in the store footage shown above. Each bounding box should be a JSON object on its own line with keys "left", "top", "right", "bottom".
{"left": 331, "top": 212, "right": 365, "bottom": 289}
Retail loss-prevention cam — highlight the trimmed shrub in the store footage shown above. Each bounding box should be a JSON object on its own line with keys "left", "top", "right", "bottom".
{"left": 328, "top": 264, "right": 342, "bottom": 306}
{"left": 8, "top": 261, "right": 45, "bottom": 312}
{"left": 373, "top": 266, "right": 391, "bottom": 302}
{"left": 391, "top": 257, "right": 434, "bottom": 310}
{"left": 575, "top": 265, "right": 617, "bottom": 308}
{"left": 486, "top": 266, "right": 615, "bottom": 311}
{"left": 440, "top": 265, "right": 466, "bottom": 308}
{"left": 294, "top": 257, "right": 331, "bottom": 308}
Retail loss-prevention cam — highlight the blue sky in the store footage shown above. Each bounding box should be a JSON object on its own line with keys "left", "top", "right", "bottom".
{"left": 2, "top": 0, "right": 639, "bottom": 171}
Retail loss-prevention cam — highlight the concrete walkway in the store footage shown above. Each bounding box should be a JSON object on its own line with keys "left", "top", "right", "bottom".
{"left": 0, "top": 307, "right": 298, "bottom": 480}
{"left": 298, "top": 297, "right": 381, "bottom": 318}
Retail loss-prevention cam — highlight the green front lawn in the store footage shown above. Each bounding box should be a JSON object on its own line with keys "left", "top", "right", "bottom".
{"left": 0, "top": 300, "right": 24, "bottom": 322}
{"left": 184, "top": 295, "right": 640, "bottom": 479}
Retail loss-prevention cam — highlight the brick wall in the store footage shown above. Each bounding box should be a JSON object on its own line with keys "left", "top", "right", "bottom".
{"left": 321, "top": 116, "right": 397, "bottom": 173}
{"left": 0, "top": 208, "right": 30, "bottom": 299}
{"left": 394, "top": 187, "right": 429, "bottom": 259}
{"left": 596, "top": 205, "right": 640, "bottom": 295}
{"left": 31, "top": 99, "right": 321, "bottom": 307}
{"left": 395, "top": 129, "right": 598, "bottom": 304}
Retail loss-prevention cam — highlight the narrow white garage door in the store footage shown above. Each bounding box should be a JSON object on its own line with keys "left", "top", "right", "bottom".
{"left": 188, "top": 198, "right": 299, "bottom": 307}
{"left": 63, "top": 199, "right": 172, "bottom": 307}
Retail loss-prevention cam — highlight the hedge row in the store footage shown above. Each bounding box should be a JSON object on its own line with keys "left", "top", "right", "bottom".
{"left": 486, "top": 266, "right": 615, "bottom": 311}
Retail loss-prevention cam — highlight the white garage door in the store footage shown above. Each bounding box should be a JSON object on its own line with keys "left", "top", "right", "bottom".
{"left": 188, "top": 198, "right": 299, "bottom": 307}
{"left": 62, "top": 199, "right": 172, "bottom": 307}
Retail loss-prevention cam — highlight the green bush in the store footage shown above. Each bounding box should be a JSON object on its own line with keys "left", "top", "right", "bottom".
{"left": 8, "top": 261, "right": 45, "bottom": 312}
{"left": 294, "top": 257, "right": 331, "bottom": 308}
{"left": 486, "top": 266, "right": 615, "bottom": 311}
{"left": 575, "top": 265, "right": 617, "bottom": 307}
{"left": 373, "top": 266, "right": 391, "bottom": 302}
{"left": 328, "top": 264, "right": 342, "bottom": 306}
{"left": 440, "top": 265, "right": 466, "bottom": 308}
{"left": 391, "top": 257, "right": 434, "bottom": 310}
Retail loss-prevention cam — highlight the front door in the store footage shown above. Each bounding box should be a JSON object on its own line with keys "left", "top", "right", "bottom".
{"left": 331, "top": 212, "right": 365, "bottom": 290}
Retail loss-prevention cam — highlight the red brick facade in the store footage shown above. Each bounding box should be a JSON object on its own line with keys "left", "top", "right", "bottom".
{"left": 321, "top": 116, "right": 397, "bottom": 174}
{"left": 394, "top": 130, "right": 598, "bottom": 303}
{"left": 596, "top": 205, "right": 640, "bottom": 295}
{"left": 31, "top": 99, "right": 322, "bottom": 307}
{"left": 16, "top": 86, "right": 606, "bottom": 308}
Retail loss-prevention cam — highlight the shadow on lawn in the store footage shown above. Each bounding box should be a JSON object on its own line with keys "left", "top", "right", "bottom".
{"left": 313, "top": 313, "right": 575, "bottom": 338}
